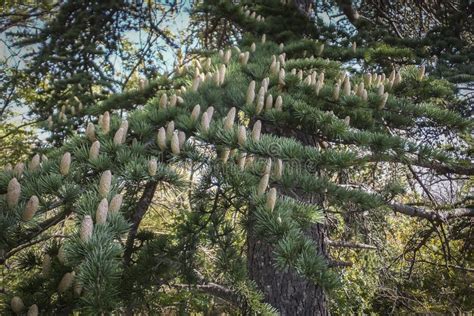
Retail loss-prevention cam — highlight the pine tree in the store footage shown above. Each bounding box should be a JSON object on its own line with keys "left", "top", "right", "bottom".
{"left": 1, "top": 0, "right": 182, "bottom": 145}
{"left": 1, "top": 0, "right": 472, "bottom": 314}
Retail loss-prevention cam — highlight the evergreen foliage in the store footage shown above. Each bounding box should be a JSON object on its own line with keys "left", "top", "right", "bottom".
{"left": 0, "top": 0, "right": 472, "bottom": 314}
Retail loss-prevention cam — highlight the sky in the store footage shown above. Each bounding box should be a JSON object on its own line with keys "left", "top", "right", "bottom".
{"left": 0, "top": 0, "right": 351, "bottom": 130}
{"left": 0, "top": 1, "right": 192, "bottom": 129}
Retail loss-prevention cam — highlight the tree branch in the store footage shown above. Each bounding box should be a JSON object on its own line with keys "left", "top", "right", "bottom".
{"left": 326, "top": 238, "right": 377, "bottom": 250}
{"left": 0, "top": 209, "right": 71, "bottom": 265}
{"left": 123, "top": 180, "right": 158, "bottom": 266}
{"left": 329, "top": 260, "right": 353, "bottom": 267}
{"left": 416, "top": 259, "right": 474, "bottom": 273}
{"left": 1, "top": 234, "right": 66, "bottom": 263}
{"left": 365, "top": 154, "right": 474, "bottom": 176}
{"left": 173, "top": 283, "right": 240, "bottom": 307}
{"left": 334, "top": 0, "right": 359, "bottom": 24}
{"left": 389, "top": 203, "right": 474, "bottom": 221}
{"left": 172, "top": 268, "right": 241, "bottom": 306}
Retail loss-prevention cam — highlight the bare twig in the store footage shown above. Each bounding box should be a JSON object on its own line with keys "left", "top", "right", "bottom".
{"left": 326, "top": 238, "right": 377, "bottom": 250}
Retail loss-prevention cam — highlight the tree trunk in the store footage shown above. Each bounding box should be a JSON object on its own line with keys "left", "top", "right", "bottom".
{"left": 293, "top": 0, "right": 314, "bottom": 16}
{"left": 247, "top": 223, "right": 329, "bottom": 315}
{"left": 245, "top": 101, "right": 330, "bottom": 315}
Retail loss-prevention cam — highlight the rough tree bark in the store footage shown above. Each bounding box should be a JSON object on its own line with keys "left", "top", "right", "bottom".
{"left": 247, "top": 223, "right": 328, "bottom": 315}
{"left": 293, "top": 0, "right": 314, "bottom": 16}
{"left": 246, "top": 113, "right": 329, "bottom": 314}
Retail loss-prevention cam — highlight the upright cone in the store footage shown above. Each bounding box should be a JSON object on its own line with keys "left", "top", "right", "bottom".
{"left": 171, "top": 133, "right": 180, "bottom": 155}
{"left": 192, "top": 76, "right": 201, "bottom": 91}
{"left": 120, "top": 120, "right": 129, "bottom": 141}
{"left": 219, "top": 64, "right": 226, "bottom": 85}
{"left": 255, "top": 94, "right": 265, "bottom": 115}
{"left": 157, "top": 127, "right": 167, "bottom": 150}
{"left": 274, "top": 96, "right": 283, "bottom": 111}
{"left": 159, "top": 93, "right": 168, "bottom": 108}
{"left": 166, "top": 121, "right": 175, "bottom": 140}
{"left": 224, "top": 107, "right": 236, "bottom": 130}
{"left": 169, "top": 94, "right": 177, "bottom": 107}
{"left": 273, "top": 159, "right": 283, "bottom": 180}
{"left": 377, "top": 84, "right": 384, "bottom": 96}
{"left": 29, "top": 154, "right": 40, "bottom": 171}
{"left": 206, "top": 106, "right": 215, "bottom": 122}
{"left": 344, "top": 116, "right": 351, "bottom": 126}
{"left": 11, "top": 296, "right": 24, "bottom": 314}
{"left": 252, "top": 120, "right": 262, "bottom": 141}
{"left": 96, "top": 198, "right": 108, "bottom": 224}
{"left": 379, "top": 92, "right": 389, "bottom": 109}
{"left": 278, "top": 68, "right": 285, "bottom": 85}
{"left": 113, "top": 128, "right": 125, "bottom": 145}
{"left": 417, "top": 65, "right": 425, "bottom": 81}
{"left": 89, "top": 140, "right": 100, "bottom": 160}
{"left": 201, "top": 112, "right": 210, "bottom": 132}
{"left": 178, "top": 131, "right": 186, "bottom": 148}
{"left": 242, "top": 51, "right": 250, "bottom": 65}
{"left": 191, "top": 104, "right": 201, "bottom": 121}
{"left": 86, "top": 122, "right": 96, "bottom": 141}
{"left": 109, "top": 194, "right": 123, "bottom": 213}
{"left": 223, "top": 49, "right": 232, "bottom": 64}
{"left": 246, "top": 81, "right": 256, "bottom": 105}
{"left": 101, "top": 111, "right": 110, "bottom": 134}
{"left": 219, "top": 148, "right": 230, "bottom": 163}
{"left": 7, "top": 177, "right": 21, "bottom": 208}
{"left": 213, "top": 71, "right": 220, "bottom": 86}
{"left": 265, "top": 94, "right": 273, "bottom": 110}
{"left": 266, "top": 188, "right": 277, "bottom": 211}
{"left": 257, "top": 174, "right": 270, "bottom": 196}
{"left": 27, "top": 304, "right": 39, "bottom": 316}
{"left": 148, "top": 158, "right": 157, "bottom": 176}
{"left": 394, "top": 71, "right": 402, "bottom": 86}
{"left": 342, "top": 77, "right": 351, "bottom": 96}
{"left": 58, "top": 272, "right": 75, "bottom": 293}
{"left": 238, "top": 126, "right": 247, "bottom": 146}
{"left": 264, "top": 158, "right": 272, "bottom": 175}
{"left": 99, "top": 170, "right": 112, "bottom": 198}
{"left": 22, "top": 195, "right": 39, "bottom": 221}
{"left": 60, "top": 152, "right": 71, "bottom": 176}
{"left": 80, "top": 215, "right": 93, "bottom": 242}
{"left": 333, "top": 83, "right": 340, "bottom": 101}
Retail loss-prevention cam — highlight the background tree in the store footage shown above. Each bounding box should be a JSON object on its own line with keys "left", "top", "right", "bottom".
{"left": 0, "top": 60, "right": 37, "bottom": 166}
{"left": 0, "top": 0, "right": 184, "bottom": 145}
{"left": 0, "top": 0, "right": 473, "bottom": 315}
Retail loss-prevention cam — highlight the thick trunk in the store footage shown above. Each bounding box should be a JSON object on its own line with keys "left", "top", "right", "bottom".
{"left": 247, "top": 223, "right": 329, "bottom": 315}
{"left": 245, "top": 103, "right": 330, "bottom": 314}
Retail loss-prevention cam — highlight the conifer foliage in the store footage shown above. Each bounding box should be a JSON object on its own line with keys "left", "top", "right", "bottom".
{"left": 0, "top": 0, "right": 472, "bottom": 314}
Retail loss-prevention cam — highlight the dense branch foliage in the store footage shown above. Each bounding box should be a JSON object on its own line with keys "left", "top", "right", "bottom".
{"left": 0, "top": 0, "right": 472, "bottom": 314}
{"left": 1, "top": 0, "right": 183, "bottom": 146}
